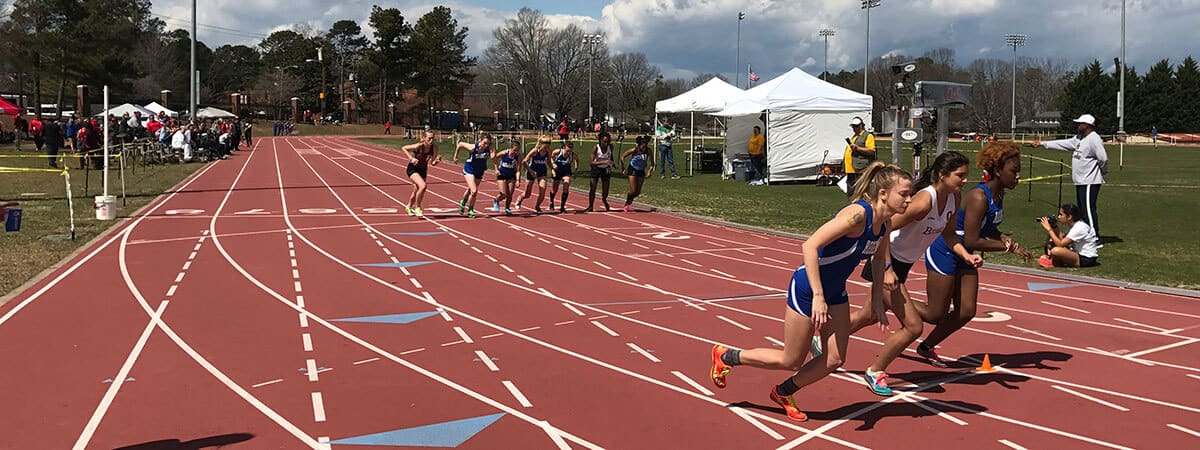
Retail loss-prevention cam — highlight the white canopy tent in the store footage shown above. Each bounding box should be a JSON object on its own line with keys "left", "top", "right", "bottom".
{"left": 713, "top": 68, "right": 872, "bottom": 182}
{"left": 654, "top": 78, "right": 744, "bottom": 175}
{"left": 196, "top": 106, "right": 237, "bottom": 119}
{"left": 143, "top": 101, "right": 178, "bottom": 117}
{"left": 94, "top": 103, "right": 154, "bottom": 118}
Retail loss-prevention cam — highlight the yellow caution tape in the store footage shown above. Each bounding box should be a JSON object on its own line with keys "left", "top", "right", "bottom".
{"left": 0, "top": 166, "right": 68, "bottom": 174}
{"left": 1022, "top": 173, "right": 1069, "bottom": 182}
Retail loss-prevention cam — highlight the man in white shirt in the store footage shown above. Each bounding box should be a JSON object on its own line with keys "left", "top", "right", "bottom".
{"left": 1032, "top": 114, "right": 1109, "bottom": 244}
{"left": 1037, "top": 204, "right": 1100, "bottom": 268}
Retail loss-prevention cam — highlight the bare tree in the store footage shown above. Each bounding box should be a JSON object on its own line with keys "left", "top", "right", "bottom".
{"left": 965, "top": 58, "right": 1010, "bottom": 133}
{"left": 482, "top": 8, "right": 550, "bottom": 123}
{"left": 542, "top": 24, "right": 598, "bottom": 124}
{"left": 610, "top": 52, "right": 659, "bottom": 124}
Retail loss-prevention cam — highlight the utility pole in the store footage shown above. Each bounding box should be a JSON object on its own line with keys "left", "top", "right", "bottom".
{"left": 736, "top": 12, "right": 745, "bottom": 88}
{"left": 862, "top": 0, "right": 882, "bottom": 94}
{"left": 189, "top": 0, "right": 196, "bottom": 119}
{"left": 1005, "top": 33, "right": 1027, "bottom": 136}
{"left": 819, "top": 28, "right": 836, "bottom": 81}
{"left": 582, "top": 34, "right": 603, "bottom": 122}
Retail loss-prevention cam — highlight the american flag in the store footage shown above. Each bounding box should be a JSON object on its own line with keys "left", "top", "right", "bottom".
{"left": 748, "top": 65, "right": 760, "bottom": 82}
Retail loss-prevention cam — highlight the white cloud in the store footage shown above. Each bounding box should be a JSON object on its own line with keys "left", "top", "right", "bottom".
{"left": 800, "top": 57, "right": 817, "bottom": 68}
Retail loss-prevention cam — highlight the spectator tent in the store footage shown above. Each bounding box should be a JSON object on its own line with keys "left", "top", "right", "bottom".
{"left": 94, "top": 103, "right": 154, "bottom": 118}
{"left": 143, "top": 102, "right": 178, "bottom": 117}
{"left": 196, "top": 107, "right": 237, "bottom": 119}
{"left": 653, "top": 77, "right": 744, "bottom": 174}
{"left": 713, "top": 68, "right": 872, "bottom": 182}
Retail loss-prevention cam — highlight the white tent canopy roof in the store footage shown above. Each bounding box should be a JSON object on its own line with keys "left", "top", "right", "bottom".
{"left": 713, "top": 67, "right": 871, "bottom": 115}
{"left": 655, "top": 77, "right": 745, "bottom": 113}
{"left": 143, "top": 101, "right": 178, "bottom": 117}
{"left": 94, "top": 103, "right": 154, "bottom": 118}
{"left": 195, "top": 106, "right": 237, "bottom": 119}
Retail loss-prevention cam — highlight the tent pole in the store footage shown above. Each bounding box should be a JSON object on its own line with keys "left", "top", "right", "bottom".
{"left": 689, "top": 112, "right": 695, "bottom": 176}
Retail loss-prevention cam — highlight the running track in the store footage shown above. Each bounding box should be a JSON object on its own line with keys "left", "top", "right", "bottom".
{"left": 1, "top": 136, "right": 1197, "bottom": 449}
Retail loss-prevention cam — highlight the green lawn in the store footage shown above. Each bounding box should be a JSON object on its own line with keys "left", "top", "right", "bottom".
{"left": 360, "top": 136, "right": 1200, "bottom": 290}
{"left": 0, "top": 151, "right": 204, "bottom": 297}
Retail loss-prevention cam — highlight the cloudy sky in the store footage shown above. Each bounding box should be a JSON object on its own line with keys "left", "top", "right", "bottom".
{"left": 152, "top": 0, "right": 1199, "bottom": 83}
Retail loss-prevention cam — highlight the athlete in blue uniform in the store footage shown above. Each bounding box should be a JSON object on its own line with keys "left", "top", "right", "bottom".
{"left": 914, "top": 141, "right": 1032, "bottom": 367}
{"left": 619, "top": 135, "right": 655, "bottom": 213}
{"left": 548, "top": 141, "right": 579, "bottom": 213}
{"left": 453, "top": 135, "right": 495, "bottom": 218}
{"left": 517, "top": 137, "right": 552, "bottom": 214}
{"left": 492, "top": 140, "right": 522, "bottom": 215}
{"left": 710, "top": 163, "right": 913, "bottom": 422}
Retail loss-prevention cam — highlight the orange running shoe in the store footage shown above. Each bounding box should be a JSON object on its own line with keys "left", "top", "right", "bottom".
{"left": 769, "top": 388, "right": 808, "bottom": 422}
{"left": 710, "top": 345, "right": 731, "bottom": 389}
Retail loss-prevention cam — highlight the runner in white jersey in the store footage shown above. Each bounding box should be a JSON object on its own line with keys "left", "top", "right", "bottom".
{"left": 844, "top": 151, "right": 979, "bottom": 396}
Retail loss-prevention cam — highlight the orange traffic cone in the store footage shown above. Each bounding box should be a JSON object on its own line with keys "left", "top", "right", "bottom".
{"left": 975, "top": 354, "right": 996, "bottom": 373}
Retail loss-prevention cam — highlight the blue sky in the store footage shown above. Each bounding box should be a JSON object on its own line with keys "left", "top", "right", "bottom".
{"left": 151, "top": 0, "right": 1200, "bottom": 83}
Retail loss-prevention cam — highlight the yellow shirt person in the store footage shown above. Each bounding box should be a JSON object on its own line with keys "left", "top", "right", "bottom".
{"left": 748, "top": 131, "right": 764, "bottom": 156}
{"left": 843, "top": 117, "right": 875, "bottom": 174}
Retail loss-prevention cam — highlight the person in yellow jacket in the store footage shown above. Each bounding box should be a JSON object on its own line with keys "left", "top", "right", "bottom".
{"left": 748, "top": 126, "right": 766, "bottom": 185}
{"left": 843, "top": 117, "right": 876, "bottom": 195}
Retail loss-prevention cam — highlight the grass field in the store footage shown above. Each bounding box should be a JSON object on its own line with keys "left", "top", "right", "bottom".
{"left": 0, "top": 151, "right": 204, "bottom": 297}
{"left": 360, "top": 136, "right": 1200, "bottom": 290}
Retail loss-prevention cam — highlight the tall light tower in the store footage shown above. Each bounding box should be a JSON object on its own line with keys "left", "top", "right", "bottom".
{"left": 1005, "top": 33, "right": 1027, "bottom": 134}
{"left": 819, "top": 27, "right": 836, "bottom": 81}
{"left": 1118, "top": 0, "right": 1126, "bottom": 169}
{"left": 582, "top": 33, "right": 604, "bottom": 122}
{"left": 189, "top": 0, "right": 196, "bottom": 119}
{"left": 861, "top": 0, "right": 881, "bottom": 94}
{"left": 736, "top": 12, "right": 745, "bottom": 88}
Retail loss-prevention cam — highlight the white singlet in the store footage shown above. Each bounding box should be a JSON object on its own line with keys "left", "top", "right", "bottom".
{"left": 889, "top": 186, "right": 957, "bottom": 264}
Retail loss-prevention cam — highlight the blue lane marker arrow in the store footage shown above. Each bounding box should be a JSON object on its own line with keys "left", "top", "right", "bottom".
{"left": 356, "top": 261, "right": 436, "bottom": 269}
{"left": 393, "top": 231, "right": 446, "bottom": 236}
{"left": 330, "top": 413, "right": 505, "bottom": 447}
{"left": 332, "top": 312, "right": 441, "bottom": 324}
{"left": 1027, "top": 282, "right": 1082, "bottom": 292}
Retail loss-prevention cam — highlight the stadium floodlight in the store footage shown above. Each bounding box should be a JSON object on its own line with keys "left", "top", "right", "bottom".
{"left": 819, "top": 28, "right": 836, "bottom": 81}
{"left": 1005, "top": 33, "right": 1028, "bottom": 134}
{"left": 582, "top": 34, "right": 604, "bottom": 122}
{"left": 861, "top": 0, "right": 882, "bottom": 94}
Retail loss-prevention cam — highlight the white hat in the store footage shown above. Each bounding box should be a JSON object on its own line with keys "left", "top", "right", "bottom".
{"left": 849, "top": 117, "right": 864, "bottom": 126}
{"left": 1072, "top": 114, "right": 1096, "bottom": 126}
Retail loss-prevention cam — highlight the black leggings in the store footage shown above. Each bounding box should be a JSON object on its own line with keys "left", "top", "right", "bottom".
{"left": 1076, "top": 184, "right": 1101, "bottom": 238}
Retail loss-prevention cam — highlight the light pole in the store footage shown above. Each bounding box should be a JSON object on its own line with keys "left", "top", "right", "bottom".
{"left": 1005, "top": 33, "right": 1027, "bottom": 135}
{"left": 819, "top": 27, "right": 836, "bottom": 81}
{"left": 492, "top": 82, "right": 509, "bottom": 129}
{"left": 582, "top": 34, "right": 603, "bottom": 123}
{"left": 306, "top": 50, "right": 326, "bottom": 118}
{"left": 861, "top": 0, "right": 881, "bottom": 94}
{"left": 1118, "top": 0, "right": 1126, "bottom": 170}
{"left": 736, "top": 12, "right": 745, "bottom": 88}
{"left": 189, "top": 0, "right": 196, "bottom": 119}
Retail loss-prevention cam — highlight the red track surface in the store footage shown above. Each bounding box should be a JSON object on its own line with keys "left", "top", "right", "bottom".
{"left": 2, "top": 136, "right": 1197, "bottom": 449}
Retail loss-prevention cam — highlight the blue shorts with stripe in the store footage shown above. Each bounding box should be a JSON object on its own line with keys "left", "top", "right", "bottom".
{"left": 924, "top": 235, "right": 971, "bottom": 276}
{"left": 786, "top": 267, "right": 849, "bottom": 317}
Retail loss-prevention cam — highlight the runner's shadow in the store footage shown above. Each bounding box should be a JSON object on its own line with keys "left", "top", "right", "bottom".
{"left": 888, "top": 369, "right": 1031, "bottom": 390}
{"left": 728, "top": 400, "right": 987, "bottom": 431}
{"left": 956, "top": 351, "right": 1072, "bottom": 371}
{"left": 113, "top": 433, "right": 254, "bottom": 449}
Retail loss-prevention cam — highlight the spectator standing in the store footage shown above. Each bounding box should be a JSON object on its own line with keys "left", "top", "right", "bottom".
{"left": 748, "top": 125, "right": 767, "bottom": 186}
{"left": 655, "top": 120, "right": 680, "bottom": 179}
{"left": 29, "top": 115, "right": 44, "bottom": 153}
{"left": 42, "top": 118, "right": 64, "bottom": 168}
{"left": 843, "top": 117, "right": 876, "bottom": 196}
{"left": 12, "top": 115, "right": 27, "bottom": 150}
{"left": 1032, "top": 114, "right": 1109, "bottom": 244}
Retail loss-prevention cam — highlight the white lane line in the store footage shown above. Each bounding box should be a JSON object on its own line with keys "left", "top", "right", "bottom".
{"left": 1051, "top": 385, "right": 1129, "bottom": 411}
{"left": 438, "top": 308, "right": 453, "bottom": 321}
{"left": 899, "top": 396, "right": 967, "bottom": 425}
{"left": 710, "top": 268, "right": 735, "bottom": 278}
{"left": 302, "top": 333, "right": 313, "bottom": 352}
{"left": 1187, "top": 374, "right": 1200, "bottom": 381}
{"left": 193, "top": 243, "right": 202, "bottom": 251}
{"left": 1124, "top": 338, "right": 1200, "bottom": 358}
{"left": 1161, "top": 328, "right": 1184, "bottom": 335}
{"left": 188, "top": 251, "right": 198, "bottom": 260}
{"left": 502, "top": 381, "right": 533, "bottom": 407}
{"left": 627, "top": 343, "right": 660, "bottom": 363}
{"left": 765, "top": 336, "right": 786, "bottom": 347}
{"left": 299, "top": 314, "right": 309, "bottom": 328}
{"left": 409, "top": 278, "right": 423, "bottom": 289}
{"left": 1005, "top": 325, "right": 1062, "bottom": 341}
{"left": 764, "top": 257, "right": 789, "bottom": 265}
{"left": 382, "top": 247, "right": 392, "bottom": 256}
{"left": 612, "top": 236, "right": 627, "bottom": 242}
{"left": 1113, "top": 318, "right": 1168, "bottom": 332}
{"left": 399, "top": 348, "right": 425, "bottom": 355}
{"left": 292, "top": 269, "right": 301, "bottom": 279}
{"left": 734, "top": 249, "right": 754, "bottom": 255}
{"left": 454, "top": 326, "right": 474, "bottom": 343}
{"left": 353, "top": 358, "right": 379, "bottom": 365}
{"left": 562, "top": 303, "right": 585, "bottom": 316}
{"left": 706, "top": 241, "right": 725, "bottom": 247}
{"left": 306, "top": 359, "right": 320, "bottom": 382}
{"left": 590, "top": 321, "right": 619, "bottom": 336}
{"left": 616, "top": 271, "right": 638, "bottom": 281}
{"left": 522, "top": 231, "right": 535, "bottom": 238}
{"left": 730, "top": 407, "right": 785, "bottom": 440}
{"left": 287, "top": 241, "right": 294, "bottom": 249}
{"left": 670, "top": 370, "right": 714, "bottom": 396}
{"left": 1041, "top": 301, "right": 1091, "bottom": 314}
{"left": 679, "top": 258, "right": 702, "bottom": 267}
{"left": 174, "top": 272, "right": 185, "bottom": 283}
{"left": 632, "top": 243, "right": 650, "bottom": 250}
{"left": 1086, "top": 347, "right": 1156, "bottom": 367}
{"left": 593, "top": 261, "right": 612, "bottom": 270}
{"left": 537, "top": 288, "right": 553, "bottom": 296}
{"left": 517, "top": 275, "right": 534, "bottom": 285}
{"left": 1167, "top": 424, "right": 1200, "bottom": 438}
{"left": 554, "top": 320, "right": 575, "bottom": 326}
{"left": 481, "top": 333, "right": 504, "bottom": 339}
{"left": 293, "top": 281, "right": 303, "bottom": 292}
{"left": 572, "top": 252, "right": 589, "bottom": 260}
{"left": 399, "top": 266, "right": 411, "bottom": 276}
{"left": 296, "top": 295, "right": 305, "bottom": 308}
{"left": 165, "top": 285, "right": 178, "bottom": 297}
{"left": 538, "top": 421, "right": 572, "bottom": 450}
{"left": 441, "top": 340, "right": 465, "bottom": 347}
{"left": 553, "top": 244, "right": 570, "bottom": 252}
{"left": 621, "top": 310, "right": 640, "bottom": 315}
{"left": 475, "top": 350, "right": 500, "bottom": 371}
{"left": 500, "top": 264, "right": 515, "bottom": 273}
{"left": 680, "top": 299, "right": 707, "bottom": 311}
{"left": 290, "top": 259, "right": 297, "bottom": 268}
{"left": 652, "top": 306, "right": 672, "bottom": 311}
{"left": 181, "top": 261, "right": 192, "bottom": 271}
{"left": 716, "top": 315, "right": 753, "bottom": 331}
{"left": 458, "top": 238, "right": 471, "bottom": 246}
{"left": 311, "top": 392, "right": 326, "bottom": 422}
{"left": 287, "top": 249, "right": 294, "bottom": 258}
{"left": 252, "top": 379, "right": 283, "bottom": 388}
{"left": 998, "top": 440, "right": 1029, "bottom": 450}
{"left": 471, "top": 247, "right": 483, "bottom": 254}
{"left": 520, "top": 326, "right": 541, "bottom": 332}
{"left": 485, "top": 255, "right": 498, "bottom": 262}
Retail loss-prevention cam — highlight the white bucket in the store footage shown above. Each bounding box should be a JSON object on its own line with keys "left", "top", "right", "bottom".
{"left": 94, "top": 195, "right": 117, "bottom": 220}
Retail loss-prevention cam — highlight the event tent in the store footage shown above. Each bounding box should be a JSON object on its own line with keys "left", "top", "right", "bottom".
{"left": 196, "top": 107, "right": 237, "bottom": 119}
{"left": 713, "top": 68, "right": 872, "bottom": 182}
{"left": 653, "top": 77, "right": 744, "bottom": 174}
{"left": 143, "top": 101, "right": 178, "bottom": 117}
{"left": 0, "top": 97, "right": 19, "bottom": 115}
{"left": 94, "top": 103, "right": 154, "bottom": 118}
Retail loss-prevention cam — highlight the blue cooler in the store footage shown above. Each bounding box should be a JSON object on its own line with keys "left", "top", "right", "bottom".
{"left": 5, "top": 207, "right": 21, "bottom": 232}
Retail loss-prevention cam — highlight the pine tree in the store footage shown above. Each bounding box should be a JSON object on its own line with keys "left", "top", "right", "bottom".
{"left": 1175, "top": 56, "right": 1200, "bottom": 132}
{"left": 1135, "top": 59, "right": 1178, "bottom": 133}
{"left": 1058, "top": 61, "right": 1116, "bottom": 134}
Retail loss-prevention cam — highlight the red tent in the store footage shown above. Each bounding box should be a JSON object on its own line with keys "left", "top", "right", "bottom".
{"left": 0, "top": 97, "right": 19, "bottom": 116}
